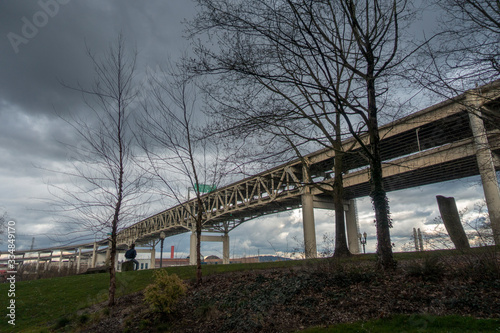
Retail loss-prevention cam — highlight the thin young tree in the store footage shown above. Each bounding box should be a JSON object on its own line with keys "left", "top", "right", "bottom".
{"left": 50, "top": 36, "right": 149, "bottom": 306}
{"left": 189, "top": 0, "right": 415, "bottom": 268}
{"left": 138, "top": 64, "right": 228, "bottom": 285}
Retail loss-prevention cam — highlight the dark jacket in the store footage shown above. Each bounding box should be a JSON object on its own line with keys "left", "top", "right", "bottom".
{"left": 125, "top": 248, "right": 137, "bottom": 259}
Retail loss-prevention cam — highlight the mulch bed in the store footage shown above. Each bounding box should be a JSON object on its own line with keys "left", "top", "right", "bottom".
{"left": 80, "top": 255, "right": 500, "bottom": 332}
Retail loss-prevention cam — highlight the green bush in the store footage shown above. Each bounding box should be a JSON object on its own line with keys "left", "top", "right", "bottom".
{"left": 143, "top": 270, "right": 186, "bottom": 314}
{"left": 406, "top": 256, "right": 444, "bottom": 282}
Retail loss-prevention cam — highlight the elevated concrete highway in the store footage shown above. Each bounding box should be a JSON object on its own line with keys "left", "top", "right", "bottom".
{"left": 4, "top": 81, "right": 500, "bottom": 270}
{"left": 117, "top": 82, "right": 500, "bottom": 262}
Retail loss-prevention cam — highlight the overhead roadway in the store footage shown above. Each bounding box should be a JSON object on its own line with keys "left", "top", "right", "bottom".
{"left": 117, "top": 81, "right": 500, "bottom": 246}
{"left": 5, "top": 81, "right": 499, "bottom": 259}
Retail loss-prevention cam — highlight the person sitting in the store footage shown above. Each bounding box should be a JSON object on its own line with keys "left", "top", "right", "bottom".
{"left": 125, "top": 243, "right": 139, "bottom": 270}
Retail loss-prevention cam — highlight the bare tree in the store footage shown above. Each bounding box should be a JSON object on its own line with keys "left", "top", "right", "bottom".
{"left": 138, "top": 64, "right": 228, "bottom": 285}
{"left": 408, "top": 0, "right": 500, "bottom": 124}
{"left": 50, "top": 36, "right": 149, "bottom": 306}
{"left": 189, "top": 0, "right": 415, "bottom": 268}
{"left": 415, "top": 0, "right": 499, "bottom": 96}
{"left": 406, "top": 1, "right": 500, "bottom": 244}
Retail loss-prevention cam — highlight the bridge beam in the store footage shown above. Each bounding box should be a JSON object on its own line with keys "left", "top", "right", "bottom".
{"left": 469, "top": 95, "right": 500, "bottom": 245}
{"left": 189, "top": 233, "right": 230, "bottom": 265}
{"left": 301, "top": 188, "right": 317, "bottom": 258}
{"left": 345, "top": 200, "right": 360, "bottom": 254}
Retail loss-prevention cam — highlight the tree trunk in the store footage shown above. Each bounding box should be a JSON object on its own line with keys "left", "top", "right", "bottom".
{"left": 366, "top": 75, "right": 395, "bottom": 269}
{"left": 333, "top": 146, "right": 351, "bottom": 257}
{"left": 108, "top": 230, "right": 117, "bottom": 307}
{"left": 196, "top": 199, "right": 203, "bottom": 285}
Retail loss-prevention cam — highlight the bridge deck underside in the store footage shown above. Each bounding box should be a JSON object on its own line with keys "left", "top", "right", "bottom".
{"left": 120, "top": 90, "right": 500, "bottom": 245}
{"left": 345, "top": 154, "right": 491, "bottom": 199}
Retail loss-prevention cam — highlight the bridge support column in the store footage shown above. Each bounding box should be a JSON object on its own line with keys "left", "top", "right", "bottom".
{"left": 91, "top": 242, "right": 97, "bottom": 268}
{"left": 345, "top": 200, "right": 360, "bottom": 254}
{"left": 45, "top": 251, "right": 52, "bottom": 271}
{"left": 469, "top": 103, "right": 500, "bottom": 245}
{"left": 196, "top": 234, "right": 230, "bottom": 264}
{"left": 150, "top": 248, "right": 155, "bottom": 269}
{"left": 301, "top": 189, "right": 317, "bottom": 258}
{"left": 222, "top": 233, "right": 230, "bottom": 264}
{"left": 58, "top": 251, "right": 63, "bottom": 273}
{"left": 189, "top": 232, "right": 197, "bottom": 265}
{"left": 35, "top": 252, "right": 40, "bottom": 273}
{"left": 76, "top": 248, "right": 82, "bottom": 274}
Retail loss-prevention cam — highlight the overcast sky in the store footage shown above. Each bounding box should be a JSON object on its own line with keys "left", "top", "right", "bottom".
{"left": 0, "top": 0, "right": 491, "bottom": 259}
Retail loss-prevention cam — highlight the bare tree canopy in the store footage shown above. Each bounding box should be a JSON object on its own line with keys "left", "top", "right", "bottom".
{"left": 188, "top": 0, "right": 418, "bottom": 268}
{"left": 413, "top": 0, "right": 499, "bottom": 94}
{"left": 138, "top": 64, "right": 229, "bottom": 284}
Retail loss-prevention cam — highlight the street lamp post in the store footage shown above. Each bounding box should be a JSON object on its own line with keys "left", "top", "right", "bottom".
{"left": 159, "top": 231, "right": 166, "bottom": 268}
{"left": 358, "top": 232, "right": 367, "bottom": 254}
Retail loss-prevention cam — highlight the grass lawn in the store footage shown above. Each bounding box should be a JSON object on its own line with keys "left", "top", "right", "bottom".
{"left": 0, "top": 260, "right": 299, "bottom": 332}
{"left": 302, "top": 314, "right": 500, "bottom": 332}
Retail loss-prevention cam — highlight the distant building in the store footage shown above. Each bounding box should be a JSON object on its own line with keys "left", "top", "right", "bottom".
{"left": 155, "top": 258, "right": 190, "bottom": 267}
{"left": 155, "top": 255, "right": 291, "bottom": 267}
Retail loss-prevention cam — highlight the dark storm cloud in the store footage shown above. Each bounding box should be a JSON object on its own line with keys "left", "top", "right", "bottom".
{"left": 0, "top": 0, "right": 193, "bottom": 118}
{"left": 0, "top": 0, "right": 196, "bottom": 251}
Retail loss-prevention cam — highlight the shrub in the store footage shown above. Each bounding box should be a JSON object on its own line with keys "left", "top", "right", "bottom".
{"left": 406, "top": 256, "right": 444, "bottom": 282}
{"left": 143, "top": 270, "right": 186, "bottom": 314}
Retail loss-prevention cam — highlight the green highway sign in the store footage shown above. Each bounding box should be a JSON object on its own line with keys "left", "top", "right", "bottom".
{"left": 195, "top": 183, "right": 216, "bottom": 193}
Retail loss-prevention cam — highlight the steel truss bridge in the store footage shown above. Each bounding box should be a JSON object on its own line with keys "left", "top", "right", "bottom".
{"left": 117, "top": 82, "right": 500, "bottom": 257}
{"left": 3, "top": 82, "right": 500, "bottom": 270}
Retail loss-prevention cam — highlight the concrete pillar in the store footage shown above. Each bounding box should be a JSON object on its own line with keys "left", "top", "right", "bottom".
{"left": 150, "top": 248, "right": 155, "bottom": 269}
{"left": 76, "top": 248, "right": 82, "bottom": 274}
{"left": 436, "top": 195, "right": 470, "bottom": 250}
{"left": 345, "top": 200, "right": 360, "bottom": 254}
{"left": 35, "top": 252, "right": 40, "bottom": 273}
{"left": 189, "top": 232, "right": 197, "bottom": 265}
{"left": 222, "top": 233, "right": 230, "bottom": 264}
{"left": 301, "top": 188, "right": 317, "bottom": 258}
{"left": 468, "top": 107, "right": 500, "bottom": 245}
{"left": 58, "top": 251, "right": 63, "bottom": 272}
{"left": 91, "top": 242, "right": 97, "bottom": 268}
{"left": 45, "top": 251, "right": 52, "bottom": 271}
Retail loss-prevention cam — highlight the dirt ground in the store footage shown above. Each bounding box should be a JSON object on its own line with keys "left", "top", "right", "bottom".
{"left": 78, "top": 255, "right": 500, "bottom": 332}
